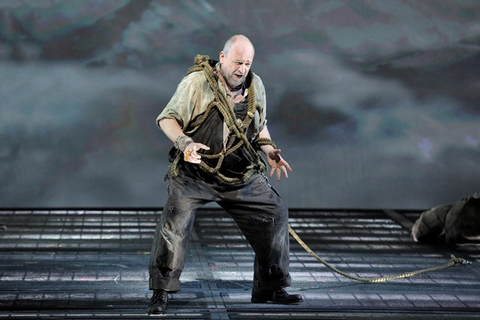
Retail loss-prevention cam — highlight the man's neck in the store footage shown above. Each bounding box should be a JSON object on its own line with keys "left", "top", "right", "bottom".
{"left": 229, "top": 83, "right": 243, "bottom": 93}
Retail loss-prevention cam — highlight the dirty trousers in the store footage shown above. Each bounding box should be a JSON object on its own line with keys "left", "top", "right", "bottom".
{"left": 148, "top": 171, "right": 292, "bottom": 292}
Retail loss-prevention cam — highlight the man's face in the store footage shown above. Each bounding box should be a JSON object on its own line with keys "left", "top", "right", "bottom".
{"left": 219, "top": 41, "right": 254, "bottom": 90}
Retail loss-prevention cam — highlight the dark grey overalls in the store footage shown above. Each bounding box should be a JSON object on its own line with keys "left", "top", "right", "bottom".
{"left": 149, "top": 73, "right": 291, "bottom": 293}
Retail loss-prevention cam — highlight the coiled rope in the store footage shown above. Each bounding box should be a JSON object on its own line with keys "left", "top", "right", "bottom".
{"left": 288, "top": 225, "right": 471, "bottom": 283}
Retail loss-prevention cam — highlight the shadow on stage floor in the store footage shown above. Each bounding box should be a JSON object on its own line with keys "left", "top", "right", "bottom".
{"left": 0, "top": 208, "right": 479, "bottom": 319}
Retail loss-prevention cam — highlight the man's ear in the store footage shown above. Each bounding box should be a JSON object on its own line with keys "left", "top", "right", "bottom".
{"left": 219, "top": 51, "right": 225, "bottom": 63}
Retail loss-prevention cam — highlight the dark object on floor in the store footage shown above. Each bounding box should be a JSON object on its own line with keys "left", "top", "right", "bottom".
{"left": 412, "top": 194, "right": 480, "bottom": 245}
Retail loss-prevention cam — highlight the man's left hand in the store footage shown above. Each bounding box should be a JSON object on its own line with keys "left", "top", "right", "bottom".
{"left": 267, "top": 149, "right": 292, "bottom": 180}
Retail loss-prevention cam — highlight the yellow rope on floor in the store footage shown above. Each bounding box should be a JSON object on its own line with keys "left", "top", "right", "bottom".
{"left": 288, "top": 225, "right": 471, "bottom": 283}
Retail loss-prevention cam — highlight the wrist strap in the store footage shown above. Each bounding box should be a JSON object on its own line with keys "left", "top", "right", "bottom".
{"left": 174, "top": 136, "right": 194, "bottom": 152}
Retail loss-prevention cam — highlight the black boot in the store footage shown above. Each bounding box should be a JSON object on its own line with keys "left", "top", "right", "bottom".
{"left": 251, "top": 287, "right": 303, "bottom": 304}
{"left": 147, "top": 289, "right": 168, "bottom": 315}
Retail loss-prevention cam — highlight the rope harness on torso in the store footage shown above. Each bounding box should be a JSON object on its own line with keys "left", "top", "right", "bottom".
{"left": 170, "top": 55, "right": 275, "bottom": 185}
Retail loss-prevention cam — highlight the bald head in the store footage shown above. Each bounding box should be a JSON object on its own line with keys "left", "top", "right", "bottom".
{"left": 222, "top": 35, "right": 255, "bottom": 57}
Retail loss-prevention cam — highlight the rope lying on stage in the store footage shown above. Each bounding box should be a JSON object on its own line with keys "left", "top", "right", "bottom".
{"left": 288, "top": 225, "right": 471, "bottom": 283}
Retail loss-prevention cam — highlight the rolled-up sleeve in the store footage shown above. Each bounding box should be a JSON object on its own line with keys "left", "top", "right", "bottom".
{"left": 156, "top": 72, "right": 208, "bottom": 130}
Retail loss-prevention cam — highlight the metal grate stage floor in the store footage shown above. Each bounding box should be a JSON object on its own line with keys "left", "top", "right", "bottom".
{"left": 0, "top": 208, "right": 479, "bottom": 319}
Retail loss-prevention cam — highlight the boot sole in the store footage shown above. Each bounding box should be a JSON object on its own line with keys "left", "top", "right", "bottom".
{"left": 251, "top": 298, "right": 303, "bottom": 304}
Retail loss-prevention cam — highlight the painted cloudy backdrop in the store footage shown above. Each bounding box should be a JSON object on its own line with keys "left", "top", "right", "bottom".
{"left": 0, "top": 0, "right": 479, "bottom": 209}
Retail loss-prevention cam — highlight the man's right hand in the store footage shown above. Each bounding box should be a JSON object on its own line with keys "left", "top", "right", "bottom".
{"left": 183, "top": 143, "right": 210, "bottom": 164}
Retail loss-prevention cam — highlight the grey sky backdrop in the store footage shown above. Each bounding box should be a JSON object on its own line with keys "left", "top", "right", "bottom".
{"left": 1, "top": 0, "right": 479, "bottom": 209}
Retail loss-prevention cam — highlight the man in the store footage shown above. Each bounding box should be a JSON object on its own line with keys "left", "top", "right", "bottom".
{"left": 148, "top": 35, "right": 303, "bottom": 315}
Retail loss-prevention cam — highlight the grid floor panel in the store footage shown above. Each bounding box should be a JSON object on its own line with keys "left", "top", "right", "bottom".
{"left": 0, "top": 208, "right": 478, "bottom": 319}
